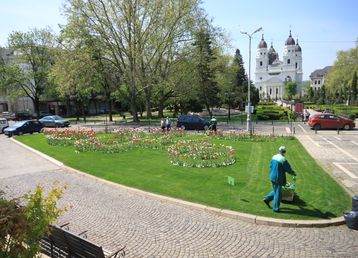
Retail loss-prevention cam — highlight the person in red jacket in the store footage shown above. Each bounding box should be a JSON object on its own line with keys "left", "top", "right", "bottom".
{"left": 263, "top": 146, "right": 296, "bottom": 212}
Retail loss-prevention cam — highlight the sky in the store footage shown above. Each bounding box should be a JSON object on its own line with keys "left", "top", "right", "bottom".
{"left": 0, "top": 0, "right": 357, "bottom": 81}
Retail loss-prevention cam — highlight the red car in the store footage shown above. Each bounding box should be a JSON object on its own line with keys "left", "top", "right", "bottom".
{"left": 308, "top": 113, "right": 355, "bottom": 130}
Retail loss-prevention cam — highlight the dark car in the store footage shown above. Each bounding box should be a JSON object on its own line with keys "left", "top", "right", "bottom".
{"left": 176, "top": 115, "right": 209, "bottom": 130}
{"left": 39, "top": 115, "right": 70, "bottom": 127}
{"left": 308, "top": 113, "right": 355, "bottom": 130}
{"left": 4, "top": 120, "right": 43, "bottom": 137}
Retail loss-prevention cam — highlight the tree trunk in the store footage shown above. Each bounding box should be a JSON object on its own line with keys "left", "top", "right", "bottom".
{"left": 130, "top": 93, "right": 139, "bottom": 122}
{"left": 107, "top": 95, "right": 113, "bottom": 122}
{"left": 33, "top": 97, "right": 40, "bottom": 120}
{"left": 144, "top": 87, "right": 152, "bottom": 119}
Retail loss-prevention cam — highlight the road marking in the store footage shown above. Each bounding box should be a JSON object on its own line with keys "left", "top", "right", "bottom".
{"left": 322, "top": 138, "right": 358, "bottom": 162}
{"left": 333, "top": 162, "right": 358, "bottom": 179}
{"left": 298, "top": 124, "right": 307, "bottom": 133}
{"left": 285, "top": 127, "right": 291, "bottom": 134}
{"left": 306, "top": 135, "right": 319, "bottom": 146}
{"left": 334, "top": 136, "right": 341, "bottom": 141}
{"left": 351, "top": 141, "right": 358, "bottom": 146}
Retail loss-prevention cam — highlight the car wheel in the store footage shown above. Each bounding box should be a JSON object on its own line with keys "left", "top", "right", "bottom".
{"left": 313, "top": 124, "right": 321, "bottom": 130}
{"left": 180, "top": 125, "right": 186, "bottom": 130}
{"left": 343, "top": 124, "right": 351, "bottom": 130}
{"left": 204, "top": 125, "right": 209, "bottom": 131}
{"left": 7, "top": 133, "right": 12, "bottom": 138}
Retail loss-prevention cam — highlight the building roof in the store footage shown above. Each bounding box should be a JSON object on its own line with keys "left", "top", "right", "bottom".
{"left": 258, "top": 34, "right": 267, "bottom": 48}
{"left": 295, "top": 40, "right": 302, "bottom": 52}
{"left": 309, "top": 66, "right": 332, "bottom": 79}
{"left": 285, "top": 30, "right": 295, "bottom": 45}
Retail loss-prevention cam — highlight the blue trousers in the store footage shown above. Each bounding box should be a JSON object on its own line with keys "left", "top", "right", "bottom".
{"left": 264, "top": 182, "right": 282, "bottom": 212}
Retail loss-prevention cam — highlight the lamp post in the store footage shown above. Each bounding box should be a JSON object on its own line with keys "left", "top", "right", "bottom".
{"left": 240, "top": 27, "right": 262, "bottom": 133}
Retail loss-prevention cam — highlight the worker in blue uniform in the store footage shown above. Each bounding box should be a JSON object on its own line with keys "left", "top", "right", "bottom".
{"left": 263, "top": 146, "right": 296, "bottom": 212}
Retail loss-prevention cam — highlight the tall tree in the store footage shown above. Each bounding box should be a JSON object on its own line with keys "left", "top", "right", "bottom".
{"left": 351, "top": 71, "right": 357, "bottom": 104}
{"left": 233, "top": 49, "right": 248, "bottom": 109}
{"left": 0, "top": 28, "right": 55, "bottom": 119}
{"left": 64, "top": 0, "right": 200, "bottom": 121}
{"left": 326, "top": 45, "right": 358, "bottom": 101}
{"left": 193, "top": 27, "right": 219, "bottom": 117}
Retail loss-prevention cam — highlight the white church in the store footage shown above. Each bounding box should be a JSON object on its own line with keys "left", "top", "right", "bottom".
{"left": 255, "top": 31, "right": 303, "bottom": 100}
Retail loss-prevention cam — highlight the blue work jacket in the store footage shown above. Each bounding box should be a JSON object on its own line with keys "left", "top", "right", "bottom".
{"left": 269, "top": 153, "right": 295, "bottom": 186}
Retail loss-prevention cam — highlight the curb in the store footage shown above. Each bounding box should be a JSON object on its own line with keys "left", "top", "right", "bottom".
{"left": 11, "top": 138, "right": 346, "bottom": 228}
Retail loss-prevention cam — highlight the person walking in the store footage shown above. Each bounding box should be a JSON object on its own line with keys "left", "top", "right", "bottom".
{"left": 160, "top": 118, "right": 166, "bottom": 132}
{"left": 263, "top": 146, "right": 296, "bottom": 212}
{"left": 165, "top": 117, "right": 171, "bottom": 131}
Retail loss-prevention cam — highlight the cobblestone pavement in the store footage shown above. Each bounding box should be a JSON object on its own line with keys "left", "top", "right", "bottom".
{"left": 1, "top": 135, "right": 358, "bottom": 257}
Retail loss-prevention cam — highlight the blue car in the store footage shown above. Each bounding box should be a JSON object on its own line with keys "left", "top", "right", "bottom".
{"left": 4, "top": 120, "right": 43, "bottom": 137}
{"left": 176, "top": 115, "right": 210, "bottom": 130}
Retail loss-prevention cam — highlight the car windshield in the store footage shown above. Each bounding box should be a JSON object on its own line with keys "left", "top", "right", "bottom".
{"left": 12, "top": 121, "right": 27, "bottom": 127}
{"left": 53, "top": 116, "right": 64, "bottom": 120}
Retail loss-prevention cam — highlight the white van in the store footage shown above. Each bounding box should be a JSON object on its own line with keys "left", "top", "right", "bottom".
{"left": 0, "top": 118, "right": 9, "bottom": 133}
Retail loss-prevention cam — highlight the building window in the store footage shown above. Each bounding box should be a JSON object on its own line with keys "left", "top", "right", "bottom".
{"left": 270, "top": 88, "right": 272, "bottom": 95}
{"left": 295, "top": 62, "right": 298, "bottom": 69}
{"left": 260, "top": 61, "right": 263, "bottom": 66}
{"left": 261, "top": 52, "right": 262, "bottom": 55}
{"left": 260, "top": 77, "right": 262, "bottom": 80}
{"left": 287, "top": 59, "right": 290, "bottom": 64}
{"left": 260, "top": 86, "right": 262, "bottom": 91}
{"left": 314, "top": 80, "right": 317, "bottom": 85}
{"left": 318, "top": 80, "right": 321, "bottom": 84}
{"left": 288, "top": 50, "right": 290, "bottom": 52}
{"left": 276, "top": 88, "right": 278, "bottom": 94}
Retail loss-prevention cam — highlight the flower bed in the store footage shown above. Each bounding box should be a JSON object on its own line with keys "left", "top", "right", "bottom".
{"left": 43, "top": 128, "right": 96, "bottom": 146}
{"left": 211, "top": 130, "right": 295, "bottom": 142}
{"left": 168, "top": 140, "right": 236, "bottom": 168}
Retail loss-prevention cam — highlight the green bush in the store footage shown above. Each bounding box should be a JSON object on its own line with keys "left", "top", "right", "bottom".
{"left": 0, "top": 182, "right": 65, "bottom": 258}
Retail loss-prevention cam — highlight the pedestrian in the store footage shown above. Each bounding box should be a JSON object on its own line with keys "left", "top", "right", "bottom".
{"left": 209, "top": 117, "right": 217, "bottom": 132}
{"left": 263, "top": 146, "right": 296, "bottom": 212}
{"left": 165, "top": 117, "right": 171, "bottom": 131}
{"left": 160, "top": 118, "right": 165, "bottom": 132}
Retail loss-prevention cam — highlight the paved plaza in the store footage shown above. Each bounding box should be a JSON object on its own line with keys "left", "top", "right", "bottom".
{"left": 1, "top": 124, "right": 358, "bottom": 257}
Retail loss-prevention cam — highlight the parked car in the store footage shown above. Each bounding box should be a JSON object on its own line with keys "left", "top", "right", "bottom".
{"left": 39, "top": 115, "right": 70, "bottom": 127}
{"left": 176, "top": 115, "right": 210, "bottom": 130}
{"left": 4, "top": 120, "right": 43, "bottom": 137}
{"left": 308, "top": 113, "right": 355, "bottom": 130}
{"left": 0, "top": 118, "right": 9, "bottom": 133}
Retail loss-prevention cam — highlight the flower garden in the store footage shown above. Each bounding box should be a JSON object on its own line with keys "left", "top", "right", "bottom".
{"left": 43, "top": 128, "right": 237, "bottom": 168}
{"left": 17, "top": 128, "right": 351, "bottom": 220}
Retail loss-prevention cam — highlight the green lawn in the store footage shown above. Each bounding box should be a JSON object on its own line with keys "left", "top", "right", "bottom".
{"left": 16, "top": 134, "right": 351, "bottom": 220}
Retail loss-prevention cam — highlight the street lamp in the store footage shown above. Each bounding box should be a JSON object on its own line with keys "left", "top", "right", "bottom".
{"left": 240, "top": 27, "right": 262, "bottom": 133}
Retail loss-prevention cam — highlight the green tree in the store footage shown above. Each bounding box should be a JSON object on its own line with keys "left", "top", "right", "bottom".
{"left": 64, "top": 0, "right": 201, "bottom": 121}
{"left": 0, "top": 28, "right": 56, "bottom": 119}
{"left": 351, "top": 71, "right": 357, "bottom": 104}
{"left": 326, "top": 45, "right": 358, "bottom": 101}
{"left": 193, "top": 26, "right": 220, "bottom": 117}
{"left": 0, "top": 182, "right": 65, "bottom": 258}
{"left": 285, "top": 81, "right": 297, "bottom": 100}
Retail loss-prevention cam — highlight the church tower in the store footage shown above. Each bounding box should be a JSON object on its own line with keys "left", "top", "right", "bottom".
{"left": 254, "top": 30, "right": 303, "bottom": 100}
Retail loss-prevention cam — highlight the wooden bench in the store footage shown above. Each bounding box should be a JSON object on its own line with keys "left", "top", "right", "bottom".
{"left": 41, "top": 224, "right": 125, "bottom": 258}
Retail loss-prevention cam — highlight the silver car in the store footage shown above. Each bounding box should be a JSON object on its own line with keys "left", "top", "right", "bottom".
{"left": 39, "top": 115, "right": 70, "bottom": 128}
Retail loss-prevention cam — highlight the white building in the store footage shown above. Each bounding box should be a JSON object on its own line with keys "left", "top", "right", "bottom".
{"left": 255, "top": 31, "right": 303, "bottom": 100}
{"left": 309, "top": 66, "right": 332, "bottom": 91}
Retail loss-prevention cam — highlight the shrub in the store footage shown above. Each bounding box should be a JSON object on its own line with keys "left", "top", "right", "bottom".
{"left": 0, "top": 182, "right": 65, "bottom": 258}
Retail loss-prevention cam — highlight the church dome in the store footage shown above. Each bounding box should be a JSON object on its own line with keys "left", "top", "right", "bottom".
{"left": 295, "top": 40, "right": 302, "bottom": 52}
{"left": 258, "top": 34, "right": 267, "bottom": 48}
{"left": 285, "top": 30, "right": 295, "bottom": 45}
{"left": 268, "top": 43, "right": 278, "bottom": 65}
